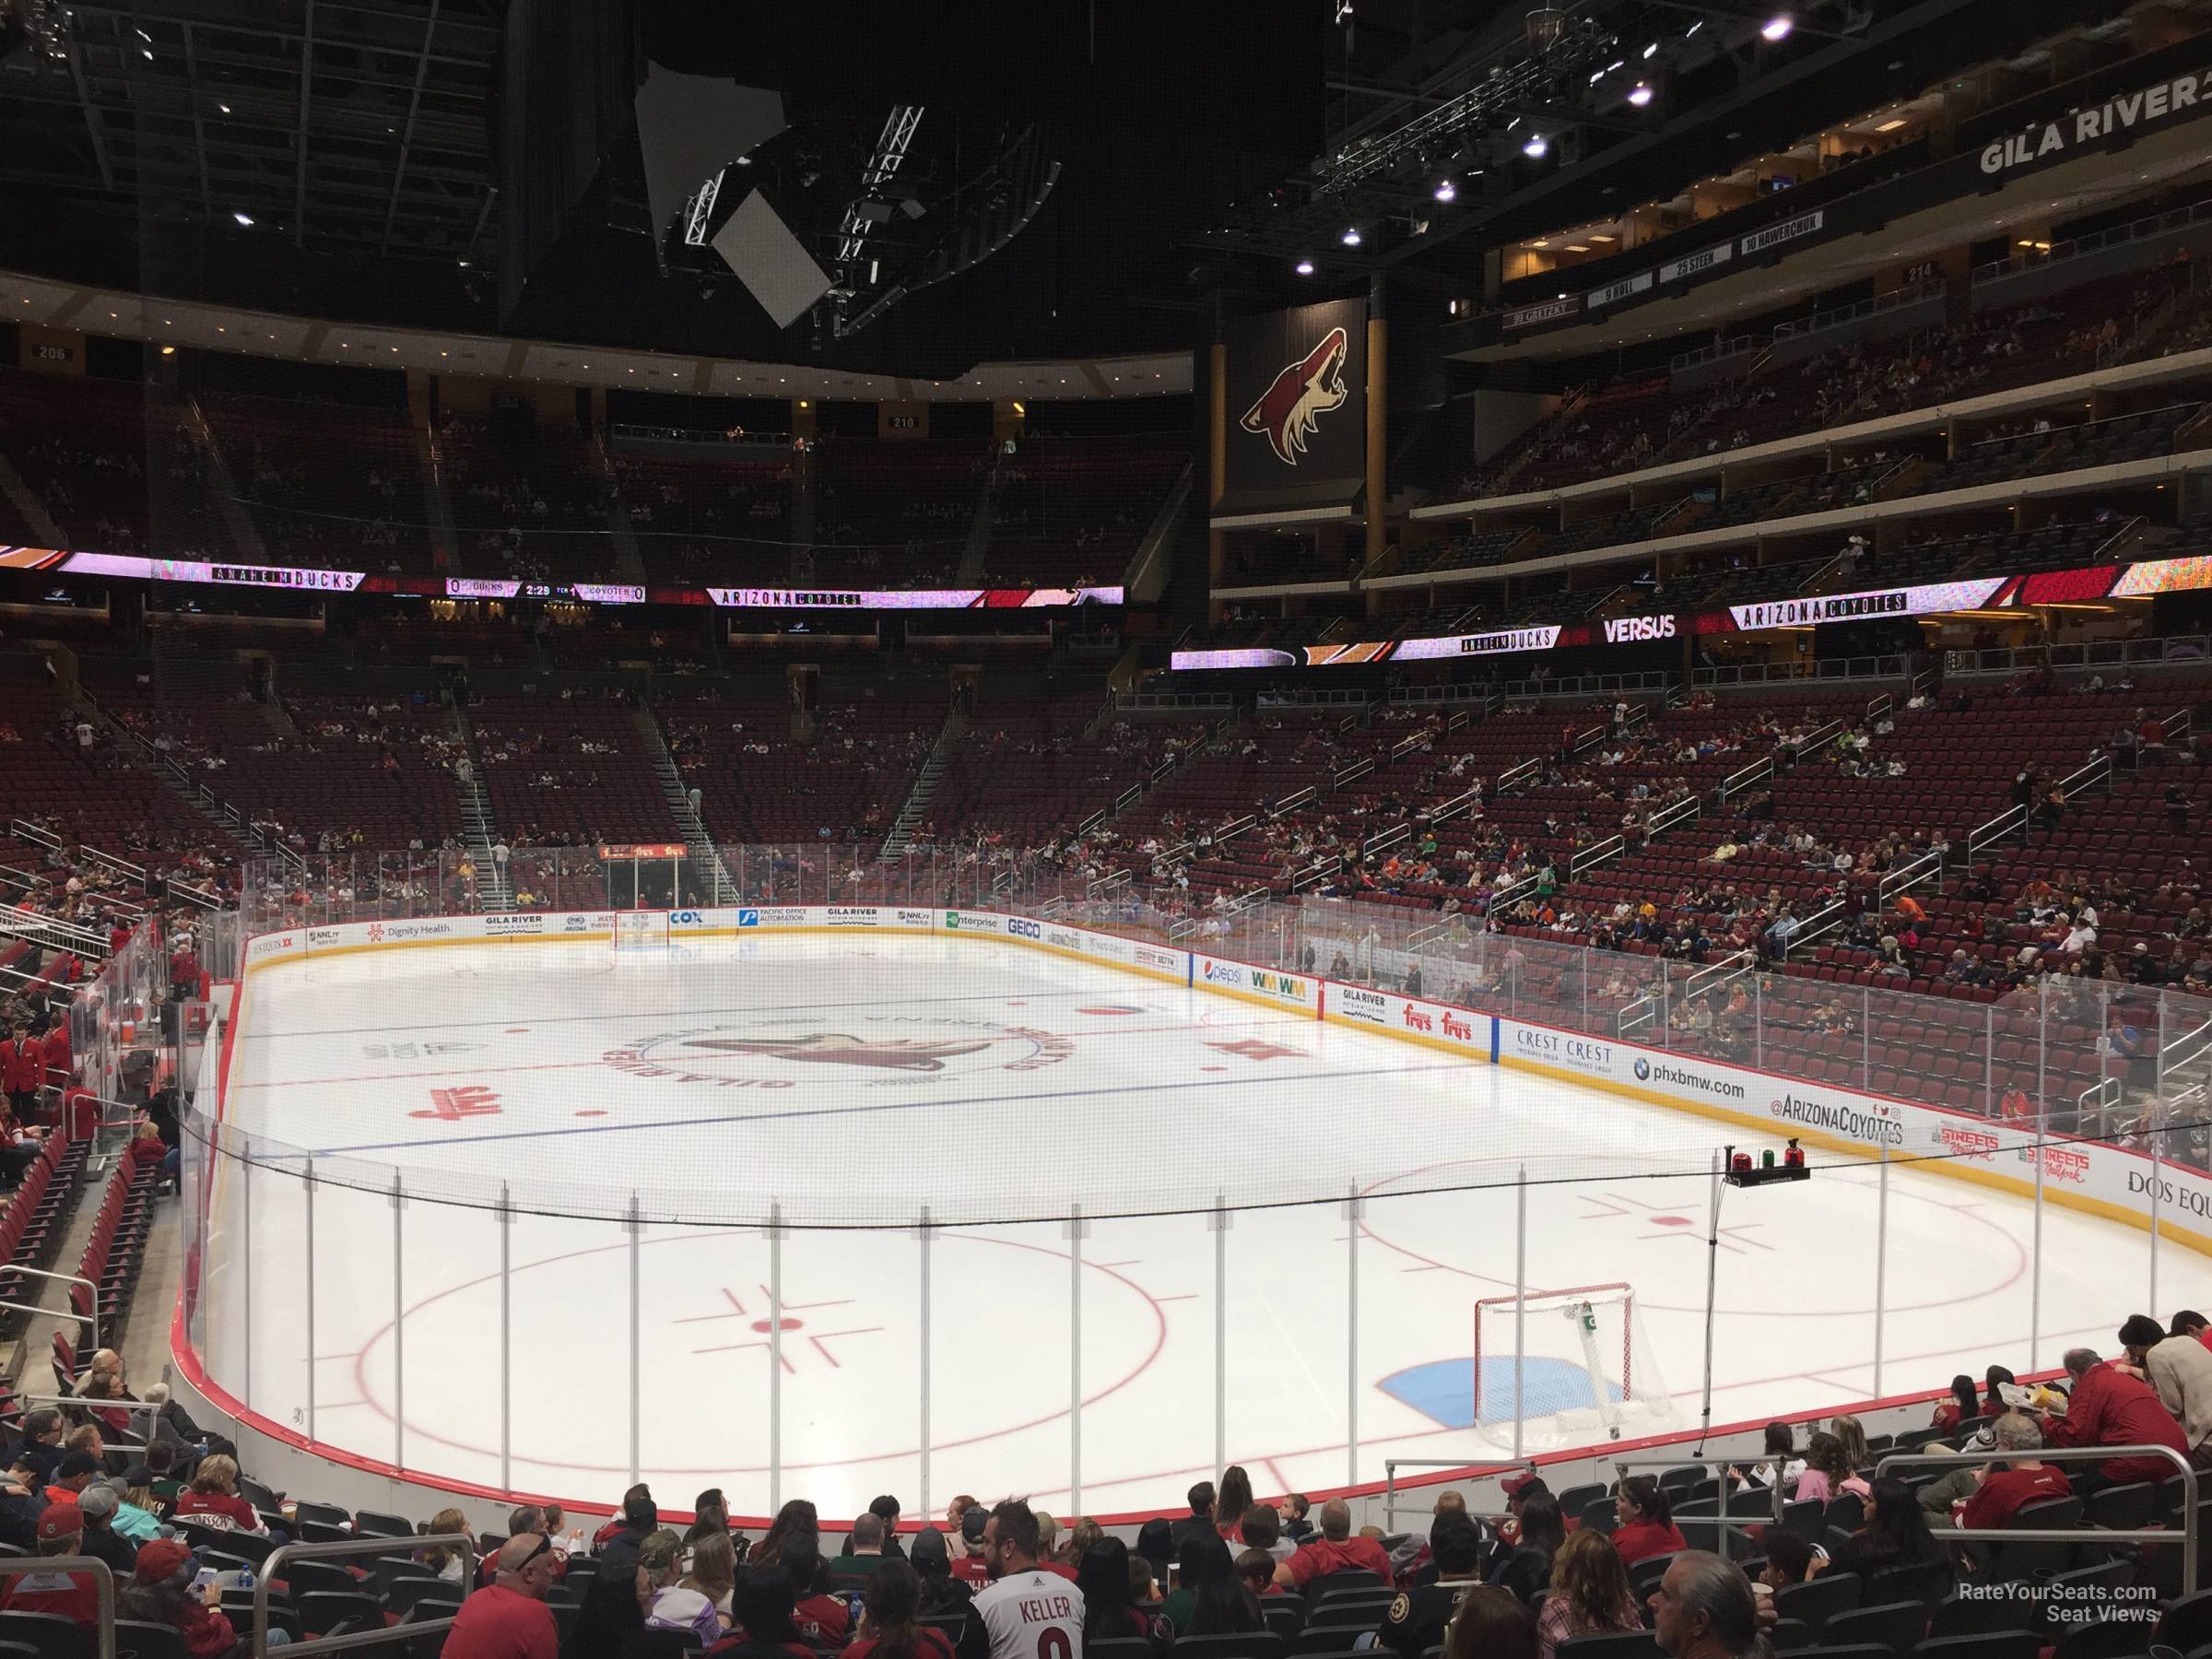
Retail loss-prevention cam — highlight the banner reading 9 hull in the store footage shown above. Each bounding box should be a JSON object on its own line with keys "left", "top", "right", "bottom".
{"left": 1216, "top": 299, "right": 1369, "bottom": 520}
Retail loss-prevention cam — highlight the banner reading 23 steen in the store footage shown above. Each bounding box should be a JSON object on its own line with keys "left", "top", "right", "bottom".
{"left": 1218, "top": 298, "right": 1369, "bottom": 519}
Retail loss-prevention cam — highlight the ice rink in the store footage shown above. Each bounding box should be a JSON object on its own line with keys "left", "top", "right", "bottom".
{"left": 194, "top": 932, "right": 2207, "bottom": 1519}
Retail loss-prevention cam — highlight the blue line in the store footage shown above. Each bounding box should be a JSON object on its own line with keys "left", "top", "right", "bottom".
{"left": 290, "top": 1058, "right": 1480, "bottom": 1159}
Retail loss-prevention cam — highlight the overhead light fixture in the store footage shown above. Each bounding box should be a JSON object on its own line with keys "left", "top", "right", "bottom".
{"left": 1643, "top": 41, "right": 1659, "bottom": 57}
{"left": 1532, "top": 239, "right": 1550, "bottom": 248}
{"left": 1523, "top": 133, "right": 1548, "bottom": 158}
{"left": 1627, "top": 83, "right": 1654, "bottom": 106}
{"left": 1295, "top": 258, "right": 1315, "bottom": 276}
{"left": 159, "top": 346, "right": 175, "bottom": 357}
{"left": 232, "top": 211, "right": 253, "bottom": 226}
{"left": 1685, "top": 20, "right": 1703, "bottom": 34}
{"left": 1874, "top": 117, "right": 1909, "bottom": 133}
{"left": 1565, "top": 244, "right": 1590, "bottom": 253}
{"left": 1433, "top": 179, "right": 1456, "bottom": 203}
{"left": 1341, "top": 226, "right": 1362, "bottom": 246}
{"left": 1760, "top": 15, "right": 1793, "bottom": 41}
{"left": 218, "top": 103, "right": 231, "bottom": 114}
{"left": 1590, "top": 232, "right": 1618, "bottom": 243}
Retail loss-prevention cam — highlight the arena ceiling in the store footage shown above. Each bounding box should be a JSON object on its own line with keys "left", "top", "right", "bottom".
{"left": 0, "top": 0, "right": 2171, "bottom": 372}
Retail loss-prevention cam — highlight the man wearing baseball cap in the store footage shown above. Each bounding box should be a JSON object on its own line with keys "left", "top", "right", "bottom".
{"left": 75, "top": 1483, "right": 138, "bottom": 1578}
{"left": 1482, "top": 1472, "right": 1547, "bottom": 1581}
{"left": 1, "top": 1500, "right": 99, "bottom": 1624}
{"left": 123, "top": 1537, "right": 237, "bottom": 1659}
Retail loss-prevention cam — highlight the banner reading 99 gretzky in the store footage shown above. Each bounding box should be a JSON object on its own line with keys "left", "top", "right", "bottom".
{"left": 1217, "top": 298, "right": 1369, "bottom": 519}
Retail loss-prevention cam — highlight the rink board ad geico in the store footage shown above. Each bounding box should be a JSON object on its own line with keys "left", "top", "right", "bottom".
{"left": 235, "top": 908, "right": 2212, "bottom": 1252}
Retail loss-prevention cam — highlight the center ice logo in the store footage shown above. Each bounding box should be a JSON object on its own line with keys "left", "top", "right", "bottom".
{"left": 605, "top": 1014, "right": 1076, "bottom": 1089}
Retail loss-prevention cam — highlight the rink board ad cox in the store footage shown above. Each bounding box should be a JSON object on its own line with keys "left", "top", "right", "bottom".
{"left": 228, "top": 908, "right": 2212, "bottom": 1250}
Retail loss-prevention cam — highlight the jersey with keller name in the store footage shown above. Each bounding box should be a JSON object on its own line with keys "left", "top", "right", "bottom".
{"left": 971, "top": 1568, "right": 1086, "bottom": 1659}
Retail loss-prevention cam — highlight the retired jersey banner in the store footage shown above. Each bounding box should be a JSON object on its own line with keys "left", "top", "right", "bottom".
{"left": 1218, "top": 298, "right": 1369, "bottom": 519}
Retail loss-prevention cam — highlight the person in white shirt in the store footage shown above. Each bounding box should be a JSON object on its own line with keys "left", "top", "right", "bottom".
{"left": 971, "top": 1500, "right": 1084, "bottom": 1659}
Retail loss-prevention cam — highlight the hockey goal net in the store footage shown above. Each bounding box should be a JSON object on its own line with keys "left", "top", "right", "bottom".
{"left": 1470, "top": 1283, "right": 1675, "bottom": 1450}
{"left": 611, "top": 909, "right": 671, "bottom": 952}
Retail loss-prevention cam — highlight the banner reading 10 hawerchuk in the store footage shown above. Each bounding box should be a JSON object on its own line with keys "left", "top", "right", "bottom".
{"left": 1218, "top": 297, "right": 1369, "bottom": 519}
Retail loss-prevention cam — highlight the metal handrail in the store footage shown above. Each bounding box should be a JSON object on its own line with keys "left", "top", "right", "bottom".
{"left": 0, "top": 907, "right": 107, "bottom": 953}
{"left": 1875, "top": 1445, "right": 2199, "bottom": 1594}
{"left": 253, "top": 1533, "right": 478, "bottom": 1657}
{"left": 5, "top": 1265, "right": 105, "bottom": 1350}
{"left": 10, "top": 820, "right": 64, "bottom": 852}
{"left": 0, "top": 1556, "right": 116, "bottom": 1659}
{"left": 1780, "top": 899, "right": 1847, "bottom": 960}
{"left": 1717, "top": 759, "right": 1772, "bottom": 804}
{"left": 1382, "top": 1457, "right": 1522, "bottom": 1530}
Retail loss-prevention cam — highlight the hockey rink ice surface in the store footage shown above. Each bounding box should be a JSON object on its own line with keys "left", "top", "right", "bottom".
{"left": 204, "top": 934, "right": 2212, "bottom": 1518}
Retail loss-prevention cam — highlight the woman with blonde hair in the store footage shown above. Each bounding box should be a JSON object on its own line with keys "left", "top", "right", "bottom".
{"left": 681, "top": 1529, "right": 737, "bottom": 1625}
{"left": 1535, "top": 1529, "right": 1641, "bottom": 1659}
{"left": 1830, "top": 1414, "right": 1872, "bottom": 1474}
{"left": 642, "top": 1528, "right": 721, "bottom": 1645}
{"left": 421, "top": 1509, "right": 471, "bottom": 1583}
{"left": 1061, "top": 1517, "right": 1103, "bottom": 1566}
{"left": 171, "top": 1453, "right": 265, "bottom": 1535}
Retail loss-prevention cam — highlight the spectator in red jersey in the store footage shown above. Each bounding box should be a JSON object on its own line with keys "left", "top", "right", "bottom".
{"left": 1957, "top": 1413, "right": 2071, "bottom": 1533}
{"left": 2044, "top": 1345, "right": 2191, "bottom": 1493}
{"left": 1, "top": 1027, "right": 36, "bottom": 1124}
{"left": 1271, "top": 1498, "right": 1394, "bottom": 1591}
{"left": 117, "top": 1536, "right": 238, "bottom": 1659}
{"left": 442, "top": 1531, "right": 559, "bottom": 1659}
{"left": 1931, "top": 1374, "right": 1983, "bottom": 1433}
{"left": 170, "top": 1453, "right": 265, "bottom": 1534}
{"left": 850, "top": 1559, "right": 957, "bottom": 1659}
{"left": 950, "top": 1507, "right": 994, "bottom": 1587}
{"left": 2, "top": 1501, "right": 99, "bottom": 1625}
{"left": 1609, "top": 1477, "right": 1688, "bottom": 1568}
{"left": 0, "top": 1104, "right": 41, "bottom": 1189}
{"left": 785, "top": 1543, "right": 849, "bottom": 1646}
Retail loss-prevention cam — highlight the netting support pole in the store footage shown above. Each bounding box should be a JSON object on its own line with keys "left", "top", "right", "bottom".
{"left": 1345, "top": 1184, "right": 1363, "bottom": 1488}
{"left": 1754, "top": 975, "right": 1763, "bottom": 1072}
{"left": 1874, "top": 1127, "right": 1889, "bottom": 1400}
{"left": 1984, "top": 1003, "right": 1995, "bottom": 1117}
{"left": 2030, "top": 1107, "right": 2045, "bottom": 1371}
{"left": 627, "top": 1192, "right": 642, "bottom": 1487}
{"left": 241, "top": 1135, "right": 253, "bottom": 1412}
{"left": 769, "top": 1203, "right": 784, "bottom": 1512}
{"left": 1695, "top": 1149, "right": 1722, "bottom": 1453}
{"left": 390, "top": 1168, "right": 405, "bottom": 1473}
{"left": 1211, "top": 1195, "right": 1230, "bottom": 1479}
{"left": 2151, "top": 1125, "right": 2164, "bottom": 1317}
{"left": 918, "top": 1206, "right": 933, "bottom": 1524}
{"left": 498, "top": 1181, "right": 512, "bottom": 1498}
{"left": 302, "top": 1156, "right": 315, "bottom": 1448}
{"left": 1512, "top": 1165, "right": 1526, "bottom": 1461}
{"left": 1067, "top": 1203, "right": 1086, "bottom": 1515}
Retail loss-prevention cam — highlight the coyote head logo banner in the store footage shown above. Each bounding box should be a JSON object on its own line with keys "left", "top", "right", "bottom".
{"left": 1240, "top": 325, "right": 1350, "bottom": 466}
{"left": 1218, "top": 300, "right": 1367, "bottom": 515}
